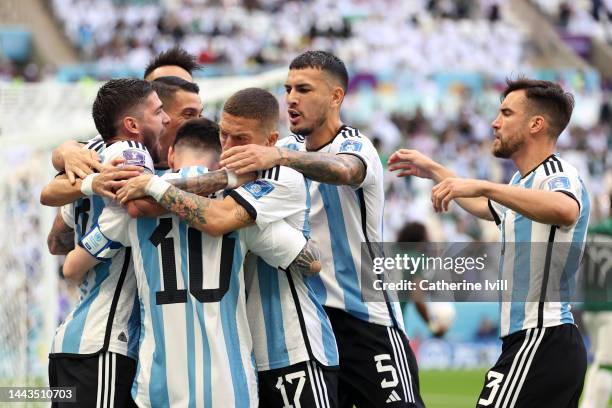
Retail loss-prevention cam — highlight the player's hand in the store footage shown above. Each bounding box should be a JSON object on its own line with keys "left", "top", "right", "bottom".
{"left": 116, "top": 173, "right": 154, "bottom": 204}
{"left": 220, "top": 144, "right": 283, "bottom": 175}
{"left": 431, "top": 178, "right": 487, "bottom": 212}
{"left": 388, "top": 149, "right": 442, "bottom": 179}
{"left": 63, "top": 146, "right": 104, "bottom": 184}
{"left": 93, "top": 157, "right": 144, "bottom": 200}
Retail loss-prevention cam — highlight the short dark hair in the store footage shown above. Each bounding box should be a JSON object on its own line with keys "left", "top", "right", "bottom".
{"left": 289, "top": 50, "right": 349, "bottom": 92}
{"left": 222, "top": 88, "right": 279, "bottom": 131}
{"left": 92, "top": 78, "right": 153, "bottom": 141}
{"left": 144, "top": 47, "right": 201, "bottom": 79}
{"left": 503, "top": 78, "right": 575, "bottom": 138}
{"left": 151, "top": 76, "right": 200, "bottom": 105}
{"left": 173, "top": 118, "right": 221, "bottom": 155}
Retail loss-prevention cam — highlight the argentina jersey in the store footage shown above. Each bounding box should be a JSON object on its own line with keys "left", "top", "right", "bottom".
{"left": 50, "top": 138, "right": 140, "bottom": 359}
{"left": 488, "top": 154, "right": 590, "bottom": 337}
{"left": 81, "top": 166, "right": 309, "bottom": 408}
{"left": 277, "top": 126, "right": 404, "bottom": 329}
{"left": 232, "top": 165, "right": 339, "bottom": 371}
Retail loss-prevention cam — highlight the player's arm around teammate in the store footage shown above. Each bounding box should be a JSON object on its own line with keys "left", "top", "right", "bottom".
{"left": 220, "top": 141, "right": 367, "bottom": 186}
{"left": 388, "top": 148, "right": 578, "bottom": 227}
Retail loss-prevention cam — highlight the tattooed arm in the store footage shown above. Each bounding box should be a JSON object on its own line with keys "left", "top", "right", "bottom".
{"left": 286, "top": 239, "right": 321, "bottom": 276}
{"left": 47, "top": 212, "right": 75, "bottom": 255}
{"left": 279, "top": 149, "right": 365, "bottom": 185}
{"left": 118, "top": 170, "right": 256, "bottom": 218}
{"left": 220, "top": 144, "right": 365, "bottom": 186}
{"left": 157, "top": 185, "right": 254, "bottom": 236}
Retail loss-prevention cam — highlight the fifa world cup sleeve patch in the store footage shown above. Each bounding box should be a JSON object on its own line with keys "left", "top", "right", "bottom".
{"left": 243, "top": 180, "right": 275, "bottom": 200}
{"left": 548, "top": 176, "right": 571, "bottom": 191}
{"left": 122, "top": 149, "right": 147, "bottom": 167}
{"left": 339, "top": 139, "right": 363, "bottom": 153}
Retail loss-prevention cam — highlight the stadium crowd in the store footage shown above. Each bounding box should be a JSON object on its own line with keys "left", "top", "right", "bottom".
{"left": 50, "top": 0, "right": 519, "bottom": 76}
{"left": 533, "top": 0, "right": 612, "bottom": 43}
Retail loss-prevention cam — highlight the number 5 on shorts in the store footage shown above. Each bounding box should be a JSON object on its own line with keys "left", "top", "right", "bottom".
{"left": 374, "top": 354, "right": 399, "bottom": 389}
{"left": 478, "top": 370, "right": 504, "bottom": 406}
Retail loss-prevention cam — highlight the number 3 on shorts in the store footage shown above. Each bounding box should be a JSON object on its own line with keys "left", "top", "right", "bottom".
{"left": 478, "top": 370, "right": 504, "bottom": 406}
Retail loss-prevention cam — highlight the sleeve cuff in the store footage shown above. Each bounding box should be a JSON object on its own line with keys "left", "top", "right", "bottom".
{"left": 228, "top": 190, "right": 257, "bottom": 222}
{"left": 337, "top": 152, "right": 368, "bottom": 188}
{"left": 488, "top": 199, "right": 501, "bottom": 226}
{"left": 555, "top": 190, "right": 581, "bottom": 211}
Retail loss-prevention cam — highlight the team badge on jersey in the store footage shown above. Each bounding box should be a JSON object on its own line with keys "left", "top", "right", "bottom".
{"left": 339, "top": 139, "right": 363, "bottom": 153}
{"left": 548, "top": 176, "right": 571, "bottom": 190}
{"left": 243, "top": 180, "right": 274, "bottom": 199}
{"left": 122, "top": 149, "right": 146, "bottom": 167}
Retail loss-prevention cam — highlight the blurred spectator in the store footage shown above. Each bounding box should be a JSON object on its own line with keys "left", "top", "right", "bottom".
{"left": 50, "top": 0, "right": 526, "bottom": 76}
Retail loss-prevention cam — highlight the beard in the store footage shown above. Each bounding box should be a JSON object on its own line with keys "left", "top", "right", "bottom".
{"left": 492, "top": 135, "right": 523, "bottom": 159}
{"left": 290, "top": 111, "right": 327, "bottom": 136}
{"left": 142, "top": 126, "right": 161, "bottom": 164}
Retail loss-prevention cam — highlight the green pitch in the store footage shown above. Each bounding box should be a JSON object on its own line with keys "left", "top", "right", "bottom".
{"left": 420, "top": 369, "right": 612, "bottom": 408}
{"left": 420, "top": 369, "right": 487, "bottom": 408}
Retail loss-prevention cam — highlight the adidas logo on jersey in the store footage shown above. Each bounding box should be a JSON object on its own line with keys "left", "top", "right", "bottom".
{"left": 386, "top": 389, "right": 401, "bottom": 403}
{"left": 118, "top": 332, "right": 128, "bottom": 342}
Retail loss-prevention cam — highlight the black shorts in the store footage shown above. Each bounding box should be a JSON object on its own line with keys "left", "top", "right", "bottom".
{"left": 476, "top": 323, "right": 586, "bottom": 408}
{"left": 325, "top": 307, "right": 424, "bottom": 408}
{"left": 49, "top": 351, "right": 137, "bottom": 408}
{"left": 258, "top": 360, "right": 338, "bottom": 408}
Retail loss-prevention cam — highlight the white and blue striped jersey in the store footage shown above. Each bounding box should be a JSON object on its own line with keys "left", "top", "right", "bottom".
{"left": 51, "top": 139, "right": 140, "bottom": 359}
{"left": 277, "top": 126, "right": 404, "bottom": 329}
{"left": 230, "top": 166, "right": 338, "bottom": 371}
{"left": 81, "top": 166, "right": 308, "bottom": 408}
{"left": 488, "top": 154, "right": 590, "bottom": 337}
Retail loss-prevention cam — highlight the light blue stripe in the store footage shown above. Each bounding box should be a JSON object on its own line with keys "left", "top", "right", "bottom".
{"left": 131, "top": 296, "right": 146, "bottom": 399}
{"left": 306, "top": 283, "right": 338, "bottom": 366}
{"left": 220, "top": 232, "right": 250, "bottom": 407}
{"left": 302, "top": 178, "right": 311, "bottom": 239}
{"left": 509, "top": 173, "right": 535, "bottom": 334}
{"left": 61, "top": 262, "right": 109, "bottom": 352}
{"left": 315, "top": 183, "right": 369, "bottom": 321}
{"left": 179, "top": 222, "right": 196, "bottom": 407}
{"left": 127, "top": 293, "right": 141, "bottom": 359}
{"left": 195, "top": 301, "right": 212, "bottom": 408}
{"left": 559, "top": 179, "right": 590, "bottom": 323}
{"left": 257, "top": 258, "right": 290, "bottom": 369}
{"left": 136, "top": 219, "right": 170, "bottom": 407}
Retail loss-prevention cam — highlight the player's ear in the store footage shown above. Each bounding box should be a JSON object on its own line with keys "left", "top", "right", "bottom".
{"left": 529, "top": 115, "right": 545, "bottom": 135}
{"left": 267, "top": 131, "right": 279, "bottom": 147}
{"left": 330, "top": 85, "right": 344, "bottom": 109}
{"left": 123, "top": 116, "right": 139, "bottom": 136}
{"left": 168, "top": 146, "right": 175, "bottom": 170}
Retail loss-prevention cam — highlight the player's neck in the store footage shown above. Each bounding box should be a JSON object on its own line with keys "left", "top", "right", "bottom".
{"left": 513, "top": 143, "right": 556, "bottom": 177}
{"left": 106, "top": 132, "right": 137, "bottom": 145}
{"left": 305, "top": 116, "right": 343, "bottom": 151}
